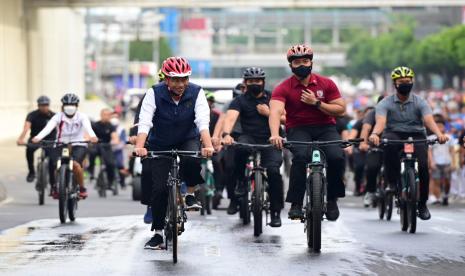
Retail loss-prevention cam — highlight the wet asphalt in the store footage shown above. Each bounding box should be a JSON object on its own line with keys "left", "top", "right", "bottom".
{"left": 1, "top": 144, "right": 465, "bottom": 275}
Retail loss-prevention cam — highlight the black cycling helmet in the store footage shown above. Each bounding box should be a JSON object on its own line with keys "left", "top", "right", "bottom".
{"left": 61, "top": 93, "right": 80, "bottom": 105}
{"left": 37, "top": 95, "right": 50, "bottom": 105}
{"left": 242, "top": 67, "right": 266, "bottom": 80}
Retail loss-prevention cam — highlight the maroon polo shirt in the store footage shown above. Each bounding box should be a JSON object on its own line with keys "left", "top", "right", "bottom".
{"left": 272, "top": 73, "right": 342, "bottom": 130}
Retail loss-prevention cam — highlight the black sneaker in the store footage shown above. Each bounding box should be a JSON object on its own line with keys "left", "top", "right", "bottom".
{"left": 212, "top": 192, "right": 222, "bottom": 210}
{"left": 418, "top": 203, "right": 431, "bottom": 220}
{"left": 326, "top": 200, "right": 340, "bottom": 221}
{"left": 288, "top": 203, "right": 304, "bottom": 220}
{"left": 234, "top": 184, "right": 247, "bottom": 197}
{"left": 269, "top": 211, "right": 282, "bottom": 227}
{"left": 26, "top": 173, "right": 35, "bottom": 183}
{"left": 144, "top": 234, "right": 164, "bottom": 250}
{"left": 227, "top": 199, "right": 239, "bottom": 215}
{"left": 185, "top": 194, "right": 202, "bottom": 210}
{"left": 442, "top": 197, "right": 449, "bottom": 206}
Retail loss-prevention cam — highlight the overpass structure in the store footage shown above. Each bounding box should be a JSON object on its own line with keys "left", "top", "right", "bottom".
{"left": 26, "top": 0, "right": 465, "bottom": 8}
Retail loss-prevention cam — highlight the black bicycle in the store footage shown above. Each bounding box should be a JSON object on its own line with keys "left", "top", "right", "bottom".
{"left": 55, "top": 141, "right": 90, "bottom": 223}
{"left": 368, "top": 147, "right": 393, "bottom": 220}
{"left": 94, "top": 144, "right": 118, "bottom": 197}
{"left": 143, "top": 150, "right": 203, "bottom": 264}
{"left": 233, "top": 142, "right": 273, "bottom": 237}
{"left": 284, "top": 139, "right": 362, "bottom": 252}
{"left": 378, "top": 138, "right": 437, "bottom": 233}
{"left": 20, "top": 141, "right": 54, "bottom": 205}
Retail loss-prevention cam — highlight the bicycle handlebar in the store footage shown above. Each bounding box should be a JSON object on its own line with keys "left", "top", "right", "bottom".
{"left": 377, "top": 138, "right": 438, "bottom": 146}
{"left": 284, "top": 138, "right": 363, "bottom": 148}
{"left": 231, "top": 142, "right": 274, "bottom": 149}
{"left": 134, "top": 150, "right": 205, "bottom": 159}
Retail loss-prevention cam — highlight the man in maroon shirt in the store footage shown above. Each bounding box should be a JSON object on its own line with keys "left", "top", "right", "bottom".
{"left": 269, "top": 44, "right": 346, "bottom": 221}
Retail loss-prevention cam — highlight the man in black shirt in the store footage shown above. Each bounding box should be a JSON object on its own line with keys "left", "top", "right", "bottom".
{"left": 17, "top": 96, "right": 56, "bottom": 183}
{"left": 222, "top": 67, "right": 285, "bottom": 227}
{"left": 88, "top": 108, "right": 119, "bottom": 187}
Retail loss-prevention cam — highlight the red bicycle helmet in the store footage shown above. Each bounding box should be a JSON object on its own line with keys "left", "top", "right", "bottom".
{"left": 161, "top": 57, "right": 192, "bottom": 78}
{"left": 287, "top": 44, "right": 313, "bottom": 62}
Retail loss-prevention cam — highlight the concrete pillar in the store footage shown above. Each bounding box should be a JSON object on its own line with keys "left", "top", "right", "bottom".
{"left": 0, "top": 0, "right": 29, "bottom": 140}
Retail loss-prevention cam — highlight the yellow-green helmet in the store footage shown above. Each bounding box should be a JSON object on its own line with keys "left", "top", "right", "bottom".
{"left": 157, "top": 69, "right": 165, "bottom": 82}
{"left": 391, "top": 66, "right": 415, "bottom": 81}
{"left": 205, "top": 90, "right": 215, "bottom": 102}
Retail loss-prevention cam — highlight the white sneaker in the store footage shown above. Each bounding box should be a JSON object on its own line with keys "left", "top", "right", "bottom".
{"left": 364, "top": 192, "right": 374, "bottom": 207}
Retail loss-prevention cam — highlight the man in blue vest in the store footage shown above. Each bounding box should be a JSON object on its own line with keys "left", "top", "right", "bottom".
{"left": 134, "top": 57, "right": 214, "bottom": 250}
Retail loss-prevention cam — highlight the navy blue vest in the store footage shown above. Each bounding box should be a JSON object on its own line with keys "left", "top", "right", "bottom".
{"left": 148, "top": 82, "right": 201, "bottom": 147}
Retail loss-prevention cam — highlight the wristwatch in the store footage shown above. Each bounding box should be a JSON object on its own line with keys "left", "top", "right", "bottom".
{"left": 222, "top": 132, "right": 230, "bottom": 138}
{"left": 314, "top": 100, "right": 321, "bottom": 108}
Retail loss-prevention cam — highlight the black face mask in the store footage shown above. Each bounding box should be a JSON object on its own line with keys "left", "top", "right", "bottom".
{"left": 396, "top": 83, "right": 413, "bottom": 95}
{"left": 246, "top": 84, "right": 263, "bottom": 97}
{"left": 292, "top": 65, "right": 312, "bottom": 79}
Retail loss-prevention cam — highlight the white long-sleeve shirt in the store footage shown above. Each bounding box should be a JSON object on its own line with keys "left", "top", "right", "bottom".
{"left": 137, "top": 87, "right": 210, "bottom": 135}
{"left": 35, "top": 111, "right": 97, "bottom": 146}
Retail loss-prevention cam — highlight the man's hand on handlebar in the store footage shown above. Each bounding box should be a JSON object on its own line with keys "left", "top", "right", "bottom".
{"left": 89, "top": 137, "right": 99, "bottom": 144}
{"left": 369, "top": 133, "right": 380, "bottom": 146}
{"left": 436, "top": 133, "right": 449, "bottom": 144}
{"left": 222, "top": 134, "right": 234, "bottom": 146}
{"left": 134, "top": 147, "right": 148, "bottom": 157}
{"left": 201, "top": 147, "right": 215, "bottom": 158}
{"left": 269, "top": 135, "right": 284, "bottom": 150}
{"left": 31, "top": 137, "right": 40, "bottom": 144}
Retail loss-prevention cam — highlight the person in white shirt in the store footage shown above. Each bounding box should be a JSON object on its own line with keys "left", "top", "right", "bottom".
{"left": 32, "top": 93, "right": 98, "bottom": 199}
{"left": 428, "top": 115, "right": 454, "bottom": 206}
{"left": 133, "top": 57, "right": 214, "bottom": 250}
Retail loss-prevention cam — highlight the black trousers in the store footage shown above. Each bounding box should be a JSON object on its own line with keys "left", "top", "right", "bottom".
{"left": 365, "top": 150, "right": 383, "bottom": 193}
{"left": 26, "top": 144, "right": 56, "bottom": 185}
{"left": 222, "top": 143, "right": 239, "bottom": 201}
{"left": 88, "top": 144, "right": 116, "bottom": 184}
{"left": 383, "top": 132, "right": 429, "bottom": 204}
{"left": 148, "top": 139, "right": 204, "bottom": 231}
{"left": 234, "top": 135, "right": 284, "bottom": 211}
{"left": 286, "top": 125, "right": 345, "bottom": 203}
{"left": 352, "top": 148, "right": 366, "bottom": 192}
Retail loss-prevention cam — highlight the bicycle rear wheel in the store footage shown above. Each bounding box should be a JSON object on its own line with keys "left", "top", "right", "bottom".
{"left": 377, "top": 190, "right": 385, "bottom": 220}
{"left": 253, "top": 171, "right": 263, "bottom": 237}
{"left": 311, "top": 173, "right": 322, "bottom": 252}
{"left": 407, "top": 168, "right": 417, "bottom": 233}
{"left": 97, "top": 171, "right": 107, "bottom": 198}
{"left": 68, "top": 182, "right": 78, "bottom": 222}
{"left": 58, "top": 166, "right": 69, "bottom": 223}
{"left": 386, "top": 193, "right": 394, "bottom": 221}
{"left": 37, "top": 160, "right": 48, "bottom": 205}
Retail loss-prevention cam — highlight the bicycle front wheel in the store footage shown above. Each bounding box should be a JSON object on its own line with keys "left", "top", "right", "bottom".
{"left": 37, "top": 160, "right": 48, "bottom": 205}
{"left": 310, "top": 172, "right": 323, "bottom": 252}
{"left": 58, "top": 166, "right": 69, "bottom": 223}
{"left": 169, "top": 183, "right": 178, "bottom": 264}
{"left": 407, "top": 168, "right": 417, "bottom": 233}
{"left": 253, "top": 171, "right": 263, "bottom": 237}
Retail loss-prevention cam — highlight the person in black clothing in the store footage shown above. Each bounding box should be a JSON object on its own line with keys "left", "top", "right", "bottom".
{"left": 17, "top": 96, "right": 56, "bottom": 183}
{"left": 347, "top": 107, "right": 373, "bottom": 198}
{"left": 88, "top": 108, "right": 119, "bottom": 187}
{"left": 222, "top": 67, "right": 285, "bottom": 227}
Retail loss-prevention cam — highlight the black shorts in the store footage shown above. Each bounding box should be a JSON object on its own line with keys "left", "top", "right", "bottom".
{"left": 53, "top": 146, "right": 87, "bottom": 166}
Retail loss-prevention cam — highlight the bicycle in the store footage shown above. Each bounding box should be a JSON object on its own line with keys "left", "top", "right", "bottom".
{"left": 198, "top": 159, "right": 214, "bottom": 216}
{"left": 94, "top": 144, "right": 118, "bottom": 197}
{"left": 131, "top": 156, "right": 143, "bottom": 201}
{"left": 143, "top": 150, "right": 204, "bottom": 264}
{"left": 368, "top": 148, "right": 394, "bottom": 221}
{"left": 54, "top": 141, "right": 90, "bottom": 223}
{"left": 284, "top": 138, "right": 362, "bottom": 252}
{"left": 20, "top": 141, "right": 54, "bottom": 205}
{"left": 233, "top": 142, "right": 273, "bottom": 237}
{"left": 378, "top": 137, "right": 437, "bottom": 233}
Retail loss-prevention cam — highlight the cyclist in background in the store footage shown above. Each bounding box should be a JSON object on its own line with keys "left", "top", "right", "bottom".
{"left": 32, "top": 93, "right": 98, "bottom": 199}
{"left": 369, "top": 66, "right": 448, "bottom": 220}
{"left": 17, "top": 96, "right": 56, "bottom": 183}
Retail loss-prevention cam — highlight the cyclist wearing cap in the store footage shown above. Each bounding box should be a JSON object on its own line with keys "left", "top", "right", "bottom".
{"left": 369, "top": 66, "right": 448, "bottom": 220}
{"left": 32, "top": 93, "right": 98, "bottom": 199}
{"left": 223, "top": 67, "right": 285, "bottom": 227}
{"left": 133, "top": 57, "right": 214, "bottom": 250}
{"left": 269, "top": 44, "right": 347, "bottom": 221}
{"left": 17, "top": 96, "right": 56, "bottom": 183}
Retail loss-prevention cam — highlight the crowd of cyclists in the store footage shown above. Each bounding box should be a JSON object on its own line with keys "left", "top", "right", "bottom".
{"left": 16, "top": 43, "right": 465, "bottom": 251}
